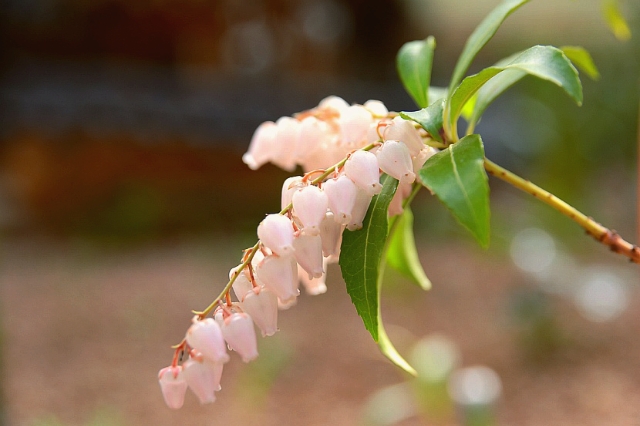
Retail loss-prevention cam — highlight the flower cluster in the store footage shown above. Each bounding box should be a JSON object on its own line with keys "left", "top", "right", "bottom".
{"left": 159, "top": 97, "right": 437, "bottom": 409}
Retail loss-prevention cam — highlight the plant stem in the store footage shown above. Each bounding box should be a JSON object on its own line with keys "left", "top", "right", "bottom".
{"left": 484, "top": 157, "right": 639, "bottom": 263}
{"left": 192, "top": 142, "right": 379, "bottom": 321}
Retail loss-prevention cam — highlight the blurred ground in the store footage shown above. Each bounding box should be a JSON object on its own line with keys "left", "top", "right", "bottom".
{"left": 1, "top": 238, "right": 638, "bottom": 426}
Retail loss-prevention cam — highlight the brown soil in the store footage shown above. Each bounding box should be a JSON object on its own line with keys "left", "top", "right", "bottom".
{"left": 1, "top": 239, "right": 639, "bottom": 426}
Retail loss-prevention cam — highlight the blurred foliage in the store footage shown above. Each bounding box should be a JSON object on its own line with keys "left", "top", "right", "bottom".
{"left": 0, "top": 0, "right": 637, "bottom": 242}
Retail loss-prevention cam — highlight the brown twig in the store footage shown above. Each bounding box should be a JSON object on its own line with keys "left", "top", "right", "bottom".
{"left": 484, "top": 157, "right": 639, "bottom": 264}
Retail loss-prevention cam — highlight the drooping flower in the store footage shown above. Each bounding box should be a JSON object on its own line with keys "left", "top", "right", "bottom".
{"left": 292, "top": 185, "right": 329, "bottom": 236}
{"left": 241, "top": 287, "right": 278, "bottom": 337}
{"left": 257, "top": 214, "right": 295, "bottom": 257}
{"left": 376, "top": 140, "right": 416, "bottom": 185}
{"left": 254, "top": 254, "right": 299, "bottom": 304}
{"left": 344, "top": 150, "right": 382, "bottom": 196}
{"left": 221, "top": 312, "right": 259, "bottom": 362}
{"left": 182, "top": 353, "right": 223, "bottom": 404}
{"left": 186, "top": 318, "right": 229, "bottom": 364}
{"left": 323, "top": 174, "right": 358, "bottom": 226}
{"left": 158, "top": 366, "right": 188, "bottom": 410}
{"left": 293, "top": 233, "right": 324, "bottom": 279}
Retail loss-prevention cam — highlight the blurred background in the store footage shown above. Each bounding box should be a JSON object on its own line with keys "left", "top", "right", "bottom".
{"left": 0, "top": 0, "right": 638, "bottom": 425}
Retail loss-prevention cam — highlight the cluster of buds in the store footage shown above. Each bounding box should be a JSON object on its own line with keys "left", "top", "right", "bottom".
{"left": 159, "top": 97, "right": 438, "bottom": 409}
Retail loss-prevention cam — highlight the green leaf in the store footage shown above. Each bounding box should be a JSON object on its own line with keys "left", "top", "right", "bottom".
{"left": 428, "top": 86, "right": 448, "bottom": 105}
{"left": 340, "top": 175, "right": 417, "bottom": 375}
{"left": 418, "top": 134, "right": 490, "bottom": 248}
{"left": 449, "top": 45, "right": 583, "bottom": 133}
{"left": 448, "top": 0, "right": 530, "bottom": 95}
{"left": 378, "top": 322, "right": 417, "bottom": 376}
{"left": 340, "top": 175, "right": 399, "bottom": 341}
{"left": 397, "top": 37, "right": 436, "bottom": 108}
{"left": 561, "top": 46, "right": 601, "bottom": 80}
{"left": 470, "top": 68, "right": 527, "bottom": 130}
{"left": 400, "top": 98, "right": 445, "bottom": 143}
{"left": 603, "top": 0, "right": 631, "bottom": 41}
{"left": 387, "top": 207, "right": 432, "bottom": 290}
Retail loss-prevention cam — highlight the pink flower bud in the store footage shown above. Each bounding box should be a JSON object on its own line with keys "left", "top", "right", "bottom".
{"left": 183, "top": 356, "right": 223, "bottom": 404}
{"left": 383, "top": 116, "right": 424, "bottom": 156}
{"left": 318, "top": 95, "right": 349, "bottom": 113}
{"left": 388, "top": 181, "right": 413, "bottom": 217}
{"left": 242, "top": 121, "right": 277, "bottom": 170}
{"left": 241, "top": 287, "right": 278, "bottom": 337}
{"left": 377, "top": 140, "right": 416, "bottom": 184}
{"left": 186, "top": 318, "right": 229, "bottom": 364}
{"left": 323, "top": 175, "right": 357, "bottom": 226}
{"left": 412, "top": 146, "right": 438, "bottom": 173}
{"left": 221, "top": 312, "right": 259, "bottom": 362}
{"left": 344, "top": 150, "right": 381, "bottom": 196}
{"left": 158, "top": 366, "right": 188, "bottom": 410}
{"left": 271, "top": 116, "right": 299, "bottom": 172}
{"left": 339, "top": 105, "right": 373, "bottom": 148}
{"left": 320, "top": 212, "right": 343, "bottom": 258}
{"left": 293, "top": 233, "right": 324, "bottom": 279}
{"left": 281, "top": 176, "right": 304, "bottom": 210}
{"left": 257, "top": 214, "right": 295, "bottom": 257}
{"left": 292, "top": 185, "right": 329, "bottom": 236}
{"left": 295, "top": 117, "right": 328, "bottom": 164}
{"left": 230, "top": 267, "right": 253, "bottom": 302}
{"left": 347, "top": 189, "right": 373, "bottom": 231}
{"left": 255, "top": 254, "right": 299, "bottom": 304}
{"left": 364, "top": 100, "right": 389, "bottom": 118}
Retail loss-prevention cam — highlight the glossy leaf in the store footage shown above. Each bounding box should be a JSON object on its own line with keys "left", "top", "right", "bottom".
{"left": 340, "top": 175, "right": 416, "bottom": 375}
{"left": 400, "top": 98, "right": 445, "bottom": 143}
{"left": 397, "top": 37, "right": 436, "bottom": 108}
{"left": 561, "top": 46, "right": 600, "bottom": 80}
{"left": 387, "top": 207, "right": 432, "bottom": 290}
{"left": 448, "top": 0, "right": 530, "bottom": 95}
{"left": 418, "top": 135, "right": 490, "bottom": 248}
{"left": 603, "top": 0, "right": 631, "bottom": 41}
{"left": 378, "top": 321, "right": 417, "bottom": 376}
{"left": 340, "top": 175, "right": 399, "bottom": 341}
{"left": 450, "top": 45, "right": 583, "bottom": 133}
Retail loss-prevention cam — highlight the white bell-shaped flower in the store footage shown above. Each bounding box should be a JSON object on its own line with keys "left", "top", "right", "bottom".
{"left": 277, "top": 295, "right": 298, "bottom": 310}
{"left": 183, "top": 355, "right": 223, "bottom": 404}
{"left": 158, "top": 366, "right": 188, "bottom": 410}
{"left": 344, "top": 150, "right": 381, "bottom": 196}
{"left": 281, "top": 176, "right": 304, "bottom": 210}
{"left": 255, "top": 254, "right": 299, "bottom": 304}
{"left": 230, "top": 266, "right": 253, "bottom": 302}
{"left": 377, "top": 140, "right": 416, "bottom": 184}
{"left": 242, "top": 121, "right": 277, "bottom": 170}
{"left": 364, "top": 99, "right": 389, "bottom": 118}
{"left": 298, "top": 260, "right": 328, "bottom": 295}
{"left": 383, "top": 116, "right": 424, "bottom": 156}
{"left": 323, "top": 174, "right": 357, "bottom": 225}
{"left": 318, "top": 95, "right": 349, "bottom": 113}
{"left": 241, "top": 287, "right": 278, "bottom": 337}
{"left": 339, "top": 105, "right": 373, "bottom": 148}
{"left": 320, "top": 212, "right": 343, "bottom": 258}
{"left": 257, "top": 214, "right": 295, "bottom": 257}
{"left": 413, "top": 146, "right": 438, "bottom": 173}
{"left": 300, "top": 137, "right": 345, "bottom": 172}
{"left": 186, "top": 318, "right": 229, "bottom": 364}
{"left": 347, "top": 189, "right": 373, "bottom": 231}
{"left": 270, "top": 116, "right": 299, "bottom": 172}
{"left": 295, "top": 116, "right": 328, "bottom": 164}
{"left": 293, "top": 233, "right": 324, "bottom": 279}
{"left": 221, "top": 312, "right": 259, "bottom": 363}
{"left": 388, "top": 180, "right": 413, "bottom": 217}
{"left": 292, "top": 185, "right": 329, "bottom": 236}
